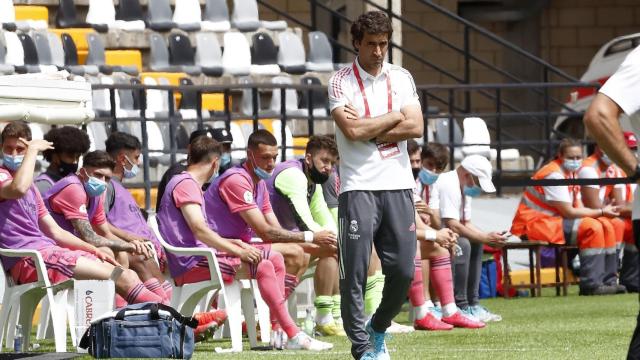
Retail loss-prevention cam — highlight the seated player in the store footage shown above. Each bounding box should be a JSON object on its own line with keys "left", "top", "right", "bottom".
{"left": 435, "top": 155, "right": 506, "bottom": 321}
{"left": 265, "top": 135, "right": 344, "bottom": 336}
{"left": 511, "top": 138, "right": 621, "bottom": 296}
{"left": 42, "top": 150, "right": 164, "bottom": 306}
{"left": 34, "top": 126, "right": 90, "bottom": 195}
{"left": 157, "top": 135, "right": 333, "bottom": 351}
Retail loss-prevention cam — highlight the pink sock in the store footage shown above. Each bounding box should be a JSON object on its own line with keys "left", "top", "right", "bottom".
{"left": 126, "top": 283, "right": 164, "bottom": 304}
{"left": 162, "top": 281, "right": 173, "bottom": 303}
{"left": 429, "top": 255, "right": 455, "bottom": 306}
{"left": 284, "top": 273, "right": 299, "bottom": 299}
{"left": 115, "top": 294, "right": 128, "bottom": 308}
{"left": 408, "top": 259, "right": 425, "bottom": 307}
{"left": 255, "top": 254, "right": 299, "bottom": 338}
{"left": 144, "top": 278, "right": 168, "bottom": 304}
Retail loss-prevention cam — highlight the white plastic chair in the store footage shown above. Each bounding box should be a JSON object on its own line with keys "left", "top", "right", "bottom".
{"left": 222, "top": 32, "right": 251, "bottom": 76}
{"left": 0, "top": 249, "right": 73, "bottom": 352}
{"left": 201, "top": 0, "right": 231, "bottom": 32}
{"left": 87, "top": 0, "right": 145, "bottom": 31}
{"left": 4, "top": 31, "right": 25, "bottom": 67}
{"left": 172, "top": 0, "right": 202, "bottom": 32}
{"left": 462, "top": 117, "right": 520, "bottom": 161}
{"left": 150, "top": 215, "right": 258, "bottom": 352}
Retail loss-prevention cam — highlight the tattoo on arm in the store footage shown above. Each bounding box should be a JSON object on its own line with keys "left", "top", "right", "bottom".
{"left": 71, "top": 219, "right": 132, "bottom": 251}
{"left": 265, "top": 227, "right": 304, "bottom": 243}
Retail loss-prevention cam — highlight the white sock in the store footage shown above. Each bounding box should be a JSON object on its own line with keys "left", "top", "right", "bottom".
{"left": 315, "top": 312, "right": 334, "bottom": 326}
{"left": 414, "top": 304, "right": 429, "bottom": 320}
{"left": 425, "top": 300, "right": 435, "bottom": 308}
{"left": 442, "top": 303, "right": 458, "bottom": 317}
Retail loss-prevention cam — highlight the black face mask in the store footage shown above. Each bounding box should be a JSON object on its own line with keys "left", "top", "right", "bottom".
{"left": 309, "top": 163, "right": 330, "bottom": 184}
{"left": 412, "top": 168, "right": 420, "bottom": 180}
{"left": 58, "top": 161, "right": 78, "bottom": 177}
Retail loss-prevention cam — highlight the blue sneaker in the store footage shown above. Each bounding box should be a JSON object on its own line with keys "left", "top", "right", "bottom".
{"left": 365, "top": 320, "right": 391, "bottom": 360}
{"left": 459, "top": 307, "right": 480, "bottom": 322}
{"left": 469, "top": 305, "right": 502, "bottom": 322}
{"left": 429, "top": 306, "right": 443, "bottom": 320}
{"left": 361, "top": 351, "right": 377, "bottom": 360}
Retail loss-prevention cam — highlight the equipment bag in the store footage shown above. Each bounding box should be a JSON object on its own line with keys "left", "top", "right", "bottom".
{"left": 479, "top": 259, "right": 497, "bottom": 299}
{"left": 79, "top": 302, "right": 198, "bottom": 359}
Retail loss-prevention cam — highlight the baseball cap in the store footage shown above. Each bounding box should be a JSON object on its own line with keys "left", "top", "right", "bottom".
{"left": 188, "top": 129, "right": 212, "bottom": 144}
{"left": 461, "top": 155, "right": 496, "bottom": 193}
{"left": 624, "top": 132, "right": 637, "bottom": 149}
{"left": 210, "top": 128, "right": 233, "bottom": 144}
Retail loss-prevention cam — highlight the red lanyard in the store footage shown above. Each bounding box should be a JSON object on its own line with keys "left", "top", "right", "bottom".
{"left": 460, "top": 186, "right": 467, "bottom": 224}
{"left": 352, "top": 61, "right": 392, "bottom": 118}
{"left": 423, "top": 185, "right": 430, "bottom": 205}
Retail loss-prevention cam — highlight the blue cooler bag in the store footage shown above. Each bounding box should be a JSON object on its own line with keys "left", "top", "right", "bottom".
{"left": 79, "top": 302, "right": 198, "bottom": 359}
{"left": 479, "top": 260, "right": 497, "bottom": 299}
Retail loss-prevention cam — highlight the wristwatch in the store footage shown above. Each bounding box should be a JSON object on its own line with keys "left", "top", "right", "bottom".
{"left": 630, "top": 165, "right": 640, "bottom": 181}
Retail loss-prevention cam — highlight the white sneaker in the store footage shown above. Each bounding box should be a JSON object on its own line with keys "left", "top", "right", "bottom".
{"left": 286, "top": 332, "right": 334, "bottom": 351}
{"left": 386, "top": 320, "right": 414, "bottom": 334}
{"left": 470, "top": 305, "right": 502, "bottom": 322}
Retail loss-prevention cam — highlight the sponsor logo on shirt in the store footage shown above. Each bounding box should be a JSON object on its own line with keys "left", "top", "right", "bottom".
{"left": 0, "top": 172, "right": 8, "bottom": 182}
{"left": 79, "top": 204, "right": 87, "bottom": 214}
{"left": 243, "top": 191, "right": 253, "bottom": 204}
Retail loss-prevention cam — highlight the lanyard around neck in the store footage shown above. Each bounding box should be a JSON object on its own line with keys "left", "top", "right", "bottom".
{"left": 352, "top": 61, "right": 392, "bottom": 118}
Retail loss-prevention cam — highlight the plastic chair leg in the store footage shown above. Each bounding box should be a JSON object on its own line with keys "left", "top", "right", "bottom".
{"left": 240, "top": 285, "right": 258, "bottom": 348}
{"left": 49, "top": 289, "right": 68, "bottom": 352}
{"left": 36, "top": 296, "right": 50, "bottom": 340}
{"left": 251, "top": 281, "right": 271, "bottom": 343}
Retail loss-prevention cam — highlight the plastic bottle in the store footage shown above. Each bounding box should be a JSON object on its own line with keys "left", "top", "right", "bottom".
{"left": 13, "top": 324, "right": 23, "bottom": 352}
{"left": 303, "top": 308, "right": 315, "bottom": 337}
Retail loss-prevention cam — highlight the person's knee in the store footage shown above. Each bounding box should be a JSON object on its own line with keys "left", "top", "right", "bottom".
{"left": 268, "top": 250, "right": 285, "bottom": 272}
{"left": 578, "top": 218, "right": 605, "bottom": 249}
{"left": 117, "top": 269, "right": 140, "bottom": 290}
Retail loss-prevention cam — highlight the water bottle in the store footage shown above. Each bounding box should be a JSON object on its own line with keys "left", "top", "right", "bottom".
{"left": 303, "top": 308, "right": 315, "bottom": 337}
{"left": 13, "top": 324, "right": 23, "bottom": 352}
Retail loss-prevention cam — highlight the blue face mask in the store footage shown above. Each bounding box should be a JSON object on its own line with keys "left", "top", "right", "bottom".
{"left": 2, "top": 153, "right": 24, "bottom": 171}
{"left": 84, "top": 176, "right": 107, "bottom": 197}
{"left": 418, "top": 168, "right": 439, "bottom": 185}
{"left": 220, "top": 153, "right": 231, "bottom": 167}
{"left": 463, "top": 185, "right": 482, "bottom": 198}
{"left": 251, "top": 153, "right": 273, "bottom": 180}
{"left": 563, "top": 159, "right": 582, "bottom": 173}
{"left": 123, "top": 155, "right": 139, "bottom": 179}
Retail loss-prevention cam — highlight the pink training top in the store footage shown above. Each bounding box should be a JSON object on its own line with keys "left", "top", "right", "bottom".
{"left": 218, "top": 169, "right": 272, "bottom": 214}
{"left": 48, "top": 181, "right": 106, "bottom": 225}
{"left": 0, "top": 166, "right": 55, "bottom": 271}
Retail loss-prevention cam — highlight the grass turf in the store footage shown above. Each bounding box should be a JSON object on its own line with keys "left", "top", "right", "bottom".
{"left": 24, "top": 286, "right": 639, "bottom": 359}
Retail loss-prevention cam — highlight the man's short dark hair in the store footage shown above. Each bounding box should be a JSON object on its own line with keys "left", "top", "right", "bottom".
{"left": 247, "top": 129, "right": 277, "bottom": 150}
{"left": 83, "top": 150, "right": 115, "bottom": 170}
{"left": 105, "top": 131, "right": 142, "bottom": 158}
{"left": 188, "top": 136, "right": 222, "bottom": 165}
{"left": 43, "top": 126, "right": 91, "bottom": 162}
{"left": 421, "top": 143, "right": 449, "bottom": 172}
{"left": 306, "top": 135, "right": 338, "bottom": 157}
{"left": 351, "top": 11, "right": 393, "bottom": 49}
{"left": 1, "top": 121, "right": 31, "bottom": 143}
{"left": 407, "top": 139, "right": 420, "bottom": 156}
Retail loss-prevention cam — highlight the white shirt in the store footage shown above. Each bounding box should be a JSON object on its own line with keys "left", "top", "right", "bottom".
{"left": 543, "top": 172, "right": 572, "bottom": 203}
{"left": 415, "top": 179, "right": 440, "bottom": 209}
{"left": 433, "top": 170, "right": 471, "bottom": 222}
{"left": 328, "top": 59, "right": 421, "bottom": 193}
{"left": 599, "top": 45, "right": 640, "bottom": 219}
{"left": 577, "top": 163, "right": 625, "bottom": 204}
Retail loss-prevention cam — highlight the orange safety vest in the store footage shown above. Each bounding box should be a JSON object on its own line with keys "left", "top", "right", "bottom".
{"left": 582, "top": 154, "right": 614, "bottom": 201}
{"left": 511, "top": 159, "right": 580, "bottom": 240}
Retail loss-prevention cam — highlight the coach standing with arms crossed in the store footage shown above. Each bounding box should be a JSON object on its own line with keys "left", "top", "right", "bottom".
{"left": 328, "top": 11, "right": 423, "bottom": 360}
{"left": 584, "top": 46, "right": 640, "bottom": 359}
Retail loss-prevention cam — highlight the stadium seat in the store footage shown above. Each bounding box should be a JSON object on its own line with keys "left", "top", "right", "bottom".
{"left": 231, "top": 0, "right": 287, "bottom": 31}
{"left": 87, "top": 33, "right": 139, "bottom": 75}
{"left": 0, "top": 249, "right": 74, "bottom": 352}
{"left": 168, "top": 32, "right": 201, "bottom": 76}
{"left": 277, "top": 31, "right": 306, "bottom": 75}
{"left": 32, "top": 31, "right": 55, "bottom": 67}
{"left": 45, "top": 32, "right": 84, "bottom": 75}
{"left": 149, "top": 32, "right": 179, "bottom": 72}
{"left": 201, "top": 0, "right": 231, "bottom": 32}
{"left": 56, "top": 0, "right": 91, "bottom": 29}
{"left": 4, "top": 31, "right": 28, "bottom": 74}
{"left": 0, "top": 32, "right": 15, "bottom": 74}
{"left": 305, "top": 31, "right": 334, "bottom": 72}
{"left": 18, "top": 33, "right": 53, "bottom": 73}
{"left": 434, "top": 117, "right": 464, "bottom": 161}
{"left": 250, "top": 32, "right": 280, "bottom": 76}
{"left": 269, "top": 75, "right": 306, "bottom": 117}
{"left": 462, "top": 117, "right": 521, "bottom": 161}
{"left": 13, "top": 5, "right": 48, "bottom": 31}
{"left": 148, "top": 0, "right": 177, "bottom": 32}
{"left": 298, "top": 76, "right": 329, "bottom": 117}
{"left": 194, "top": 32, "right": 223, "bottom": 77}
{"left": 117, "top": 0, "right": 145, "bottom": 23}
{"left": 87, "top": 0, "right": 146, "bottom": 32}
{"left": 105, "top": 50, "right": 143, "bottom": 73}
{"left": 0, "top": 0, "right": 17, "bottom": 32}
{"left": 222, "top": 32, "right": 251, "bottom": 76}
{"left": 173, "top": 0, "right": 201, "bottom": 32}
{"left": 239, "top": 76, "right": 276, "bottom": 117}
{"left": 61, "top": 33, "right": 99, "bottom": 75}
